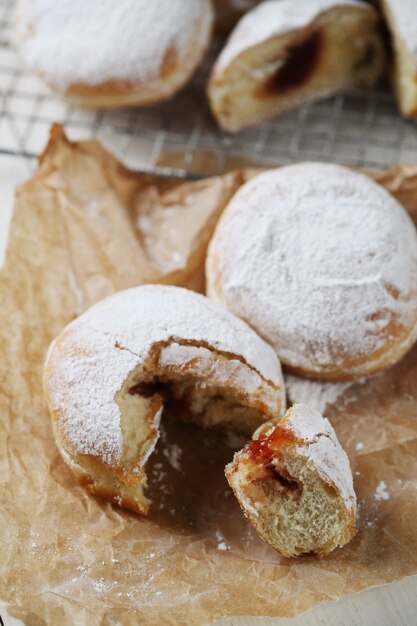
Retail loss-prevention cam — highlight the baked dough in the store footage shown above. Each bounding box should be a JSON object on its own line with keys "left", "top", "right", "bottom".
{"left": 16, "top": 0, "right": 214, "bottom": 108}
{"left": 208, "top": 0, "right": 386, "bottom": 132}
{"left": 44, "top": 285, "right": 285, "bottom": 514}
{"left": 225, "top": 403, "right": 357, "bottom": 557}
{"left": 379, "top": 0, "right": 417, "bottom": 117}
{"left": 206, "top": 163, "right": 417, "bottom": 380}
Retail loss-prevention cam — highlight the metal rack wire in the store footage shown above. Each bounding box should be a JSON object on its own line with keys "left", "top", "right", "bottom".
{"left": 2, "top": 0, "right": 417, "bottom": 178}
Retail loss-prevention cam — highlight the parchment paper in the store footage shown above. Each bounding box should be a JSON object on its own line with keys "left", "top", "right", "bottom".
{"left": 2, "top": 125, "right": 417, "bottom": 626}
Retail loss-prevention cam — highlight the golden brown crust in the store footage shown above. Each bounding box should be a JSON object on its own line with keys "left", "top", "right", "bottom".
{"left": 275, "top": 319, "right": 417, "bottom": 381}
{"left": 208, "top": 244, "right": 417, "bottom": 381}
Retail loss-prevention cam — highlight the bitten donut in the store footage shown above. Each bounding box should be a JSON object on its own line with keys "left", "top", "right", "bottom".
{"left": 379, "top": 0, "right": 417, "bottom": 117}
{"left": 43, "top": 285, "right": 285, "bottom": 514}
{"left": 206, "top": 163, "right": 417, "bottom": 380}
{"left": 225, "top": 403, "right": 357, "bottom": 557}
{"left": 208, "top": 0, "right": 385, "bottom": 132}
{"left": 16, "top": 0, "right": 214, "bottom": 108}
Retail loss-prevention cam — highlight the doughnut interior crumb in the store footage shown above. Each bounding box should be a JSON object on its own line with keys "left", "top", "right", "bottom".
{"left": 209, "top": 2, "right": 385, "bottom": 131}
{"left": 225, "top": 405, "right": 357, "bottom": 557}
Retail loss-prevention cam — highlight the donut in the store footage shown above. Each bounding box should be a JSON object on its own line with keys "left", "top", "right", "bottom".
{"left": 206, "top": 163, "right": 417, "bottom": 380}
{"left": 208, "top": 0, "right": 386, "bottom": 132}
{"left": 225, "top": 403, "right": 357, "bottom": 557}
{"left": 379, "top": 0, "right": 417, "bottom": 117}
{"left": 43, "top": 285, "right": 285, "bottom": 514}
{"left": 16, "top": 0, "right": 214, "bottom": 108}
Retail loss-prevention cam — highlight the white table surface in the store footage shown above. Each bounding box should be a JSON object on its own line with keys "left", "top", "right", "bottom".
{"left": 1, "top": 153, "right": 416, "bottom": 626}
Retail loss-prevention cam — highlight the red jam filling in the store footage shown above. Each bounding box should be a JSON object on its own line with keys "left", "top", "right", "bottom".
{"left": 247, "top": 426, "right": 299, "bottom": 490}
{"left": 247, "top": 426, "right": 294, "bottom": 465}
{"left": 258, "top": 30, "right": 323, "bottom": 96}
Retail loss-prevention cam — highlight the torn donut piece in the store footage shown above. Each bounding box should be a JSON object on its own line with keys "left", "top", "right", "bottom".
{"left": 208, "top": 0, "right": 386, "bottom": 132}
{"left": 379, "top": 0, "right": 417, "bottom": 117}
{"left": 43, "top": 285, "right": 285, "bottom": 515}
{"left": 225, "top": 403, "right": 357, "bottom": 557}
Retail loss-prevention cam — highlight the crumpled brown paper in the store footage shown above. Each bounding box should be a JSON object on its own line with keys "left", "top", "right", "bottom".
{"left": 2, "top": 125, "right": 417, "bottom": 626}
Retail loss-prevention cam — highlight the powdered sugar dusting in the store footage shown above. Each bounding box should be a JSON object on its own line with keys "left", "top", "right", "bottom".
{"left": 160, "top": 342, "right": 272, "bottom": 397}
{"left": 162, "top": 443, "right": 182, "bottom": 471}
{"left": 285, "top": 373, "right": 356, "bottom": 415}
{"left": 374, "top": 480, "right": 390, "bottom": 501}
{"left": 215, "top": 529, "right": 230, "bottom": 551}
{"left": 207, "top": 163, "right": 417, "bottom": 376}
{"left": 286, "top": 404, "right": 356, "bottom": 513}
{"left": 214, "top": 0, "right": 373, "bottom": 73}
{"left": 17, "top": 0, "right": 212, "bottom": 89}
{"left": 44, "top": 285, "right": 284, "bottom": 464}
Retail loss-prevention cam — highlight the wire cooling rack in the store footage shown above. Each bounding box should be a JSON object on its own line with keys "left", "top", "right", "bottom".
{"left": 2, "top": 0, "right": 417, "bottom": 178}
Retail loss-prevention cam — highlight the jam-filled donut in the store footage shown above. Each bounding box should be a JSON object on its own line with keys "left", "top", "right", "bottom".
{"left": 44, "top": 285, "right": 285, "bottom": 514}
{"left": 206, "top": 163, "right": 417, "bottom": 380}
{"left": 16, "top": 0, "right": 214, "bottom": 108}
{"left": 208, "top": 0, "right": 385, "bottom": 132}
{"left": 225, "top": 403, "right": 357, "bottom": 557}
{"left": 379, "top": 0, "right": 417, "bottom": 117}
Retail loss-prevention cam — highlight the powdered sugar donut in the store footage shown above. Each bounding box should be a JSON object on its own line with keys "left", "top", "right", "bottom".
{"left": 226, "top": 403, "right": 357, "bottom": 557}
{"left": 16, "top": 0, "right": 214, "bottom": 108}
{"left": 44, "top": 285, "right": 285, "bottom": 514}
{"left": 206, "top": 163, "right": 417, "bottom": 380}
{"left": 208, "top": 0, "right": 385, "bottom": 132}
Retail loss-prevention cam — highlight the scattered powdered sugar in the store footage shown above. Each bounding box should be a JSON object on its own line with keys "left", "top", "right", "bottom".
{"left": 285, "top": 373, "right": 356, "bottom": 415}
{"left": 17, "top": 0, "right": 212, "bottom": 89}
{"left": 214, "top": 0, "right": 373, "bottom": 73}
{"left": 45, "top": 285, "right": 284, "bottom": 464}
{"left": 356, "top": 442, "right": 364, "bottom": 452}
{"left": 374, "top": 480, "right": 390, "bottom": 501}
{"left": 207, "top": 163, "right": 417, "bottom": 376}
{"left": 285, "top": 404, "right": 356, "bottom": 513}
{"left": 91, "top": 578, "right": 114, "bottom": 593}
{"left": 215, "top": 529, "right": 230, "bottom": 551}
{"left": 162, "top": 443, "right": 182, "bottom": 471}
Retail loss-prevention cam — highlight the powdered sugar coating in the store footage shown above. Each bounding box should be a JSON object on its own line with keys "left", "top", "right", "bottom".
{"left": 285, "top": 373, "right": 359, "bottom": 415}
{"left": 207, "top": 163, "right": 417, "bottom": 376}
{"left": 284, "top": 403, "right": 356, "bottom": 512}
{"left": 45, "top": 285, "right": 284, "bottom": 464}
{"left": 382, "top": 0, "right": 417, "bottom": 67}
{"left": 17, "top": 0, "right": 212, "bottom": 89}
{"left": 159, "top": 343, "right": 267, "bottom": 395}
{"left": 214, "top": 0, "right": 373, "bottom": 74}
